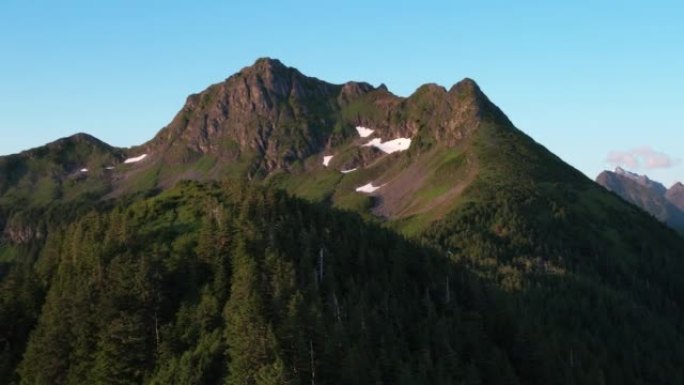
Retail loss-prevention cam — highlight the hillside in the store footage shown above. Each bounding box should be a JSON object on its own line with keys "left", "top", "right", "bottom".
{"left": 1, "top": 58, "right": 684, "bottom": 384}
{"left": 0, "top": 133, "right": 124, "bottom": 208}
{"left": 0, "top": 182, "right": 552, "bottom": 384}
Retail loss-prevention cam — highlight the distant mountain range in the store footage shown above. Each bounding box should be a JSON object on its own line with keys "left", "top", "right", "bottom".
{"left": 596, "top": 167, "right": 684, "bottom": 232}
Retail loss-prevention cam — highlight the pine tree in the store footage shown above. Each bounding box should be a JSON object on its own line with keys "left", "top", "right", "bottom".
{"left": 224, "top": 239, "right": 289, "bottom": 385}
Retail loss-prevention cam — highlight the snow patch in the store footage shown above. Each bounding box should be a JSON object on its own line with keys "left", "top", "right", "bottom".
{"left": 355, "top": 182, "right": 384, "bottom": 193}
{"left": 363, "top": 138, "right": 382, "bottom": 147}
{"left": 105, "top": 166, "right": 115, "bottom": 170}
{"left": 124, "top": 154, "right": 148, "bottom": 164}
{"left": 80, "top": 168, "right": 88, "bottom": 172}
{"left": 323, "top": 155, "right": 333, "bottom": 167}
{"left": 341, "top": 168, "right": 357, "bottom": 174}
{"left": 355, "top": 126, "right": 374, "bottom": 138}
{"left": 362, "top": 137, "right": 412, "bottom": 154}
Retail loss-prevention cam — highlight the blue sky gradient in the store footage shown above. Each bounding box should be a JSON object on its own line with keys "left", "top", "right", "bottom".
{"left": 1, "top": 0, "right": 682, "bottom": 184}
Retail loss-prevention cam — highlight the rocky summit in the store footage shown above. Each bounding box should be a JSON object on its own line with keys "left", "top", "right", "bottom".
{"left": 596, "top": 167, "right": 684, "bottom": 232}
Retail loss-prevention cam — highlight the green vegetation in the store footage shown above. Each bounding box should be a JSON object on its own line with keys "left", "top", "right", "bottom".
{"left": 266, "top": 169, "right": 342, "bottom": 203}
{"left": 1, "top": 170, "right": 683, "bottom": 384}
{"left": 0, "top": 134, "right": 121, "bottom": 208}
{"left": 0, "top": 182, "right": 534, "bottom": 384}
{"left": 2, "top": 59, "right": 684, "bottom": 384}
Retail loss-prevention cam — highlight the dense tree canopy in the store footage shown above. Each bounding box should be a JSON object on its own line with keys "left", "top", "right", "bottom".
{"left": 1, "top": 180, "right": 683, "bottom": 385}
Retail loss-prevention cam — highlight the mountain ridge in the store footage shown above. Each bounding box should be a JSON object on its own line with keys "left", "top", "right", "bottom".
{"left": 3, "top": 58, "right": 684, "bottom": 384}
{"left": 0, "top": 57, "right": 510, "bottom": 227}
{"left": 596, "top": 167, "right": 684, "bottom": 232}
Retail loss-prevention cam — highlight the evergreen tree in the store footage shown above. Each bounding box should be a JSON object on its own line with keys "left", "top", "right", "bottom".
{"left": 224, "top": 239, "right": 289, "bottom": 385}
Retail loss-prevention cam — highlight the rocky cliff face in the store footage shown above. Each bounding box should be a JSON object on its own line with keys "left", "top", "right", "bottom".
{"left": 666, "top": 182, "right": 684, "bottom": 211}
{"left": 134, "top": 58, "right": 504, "bottom": 179}
{"left": 142, "top": 58, "right": 349, "bottom": 172}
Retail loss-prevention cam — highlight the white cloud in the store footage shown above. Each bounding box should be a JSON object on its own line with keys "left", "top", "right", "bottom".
{"left": 607, "top": 146, "right": 677, "bottom": 170}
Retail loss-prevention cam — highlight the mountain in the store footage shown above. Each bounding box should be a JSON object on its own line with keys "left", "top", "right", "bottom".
{"left": 113, "top": 58, "right": 517, "bottom": 232}
{"left": 2, "top": 58, "right": 684, "bottom": 384}
{"left": 0, "top": 133, "right": 123, "bottom": 207}
{"left": 0, "top": 58, "right": 515, "bottom": 233}
{"left": 111, "top": 58, "right": 506, "bottom": 222}
{"left": 596, "top": 167, "right": 684, "bottom": 231}
{"left": 666, "top": 182, "right": 684, "bottom": 211}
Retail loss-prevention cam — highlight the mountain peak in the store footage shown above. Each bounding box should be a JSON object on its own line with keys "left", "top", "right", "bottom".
{"left": 339, "top": 81, "right": 377, "bottom": 104}
{"left": 234, "top": 57, "right": 302, "bottom": 96}
{"left": 449, "top": 77, "right": 486, "bottom": 100}
{"left": 415, "top": 83, "right": 448, "bottom": 94}
{"left": 243, "top": 57, "right": 289, "bottom": 75}
{"left": 253, "top": 56, "right": 285, "bottom": 67}
{"left": 596, "top": 168, "right": 684, "bottom": 228}
{"left": 442, "top": 77, "right": 512, "bottom": 132}
{"left": 35, "top": 132, "right": 113, "bottom": 155}
{"left": 667, "top": 182, "right": 684, "bottom": 211}
{"left": 615, "top": 166, "right": 636, "bottom": 175}
{"left": 450, "top": 77, "right": 480, "bottom": 92}
{"left": 609, "top": 167, "right": 666, "bottom": 194}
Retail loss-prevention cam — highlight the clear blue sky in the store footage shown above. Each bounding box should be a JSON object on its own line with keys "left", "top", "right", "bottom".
{"left": 1, "top": 0, "right": 682, "bottom": 185}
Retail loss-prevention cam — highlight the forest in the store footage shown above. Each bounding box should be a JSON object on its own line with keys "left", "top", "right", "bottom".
{"left": 2, "top": 179, "right": 684, "bottom": 385}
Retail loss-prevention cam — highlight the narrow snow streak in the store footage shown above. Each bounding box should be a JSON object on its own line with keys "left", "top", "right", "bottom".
{"left": 362, "top": 137, "right": 412, "bottom": 154}
{"left": 341, "top": 168, "right": 357, "bottom": 174}
{"left": 105, "top": 166, "right": 115, "bottom": 170}
{"left": 323, "top": 155, "right": 333, "bottom": 167}
{"left": 80, "top": 168, "right": 88, "bottom": 172}
{"left": 124, "top": 154, "right": 148, "bottom": 164}
{"left": 355, "top": 126, "right": 374, "bottom": 138}
{"left": 355, "top": 182, "right": 384, "bottom": 193}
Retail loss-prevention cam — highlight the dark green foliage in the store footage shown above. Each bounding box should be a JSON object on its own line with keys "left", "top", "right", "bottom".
{"left": 2, "top": 181, "right": 532, "bottom": 385}
{"left": 2, "top": 167, "right": 684, "bottom": 384}
{"left": 418, "top": 121, "right": 684, "bottom": 384}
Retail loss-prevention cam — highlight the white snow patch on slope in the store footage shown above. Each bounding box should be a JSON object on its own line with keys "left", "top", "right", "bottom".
{"left": 323, "top": 155, "right": 333, "bottom": 167}
{"left": 105, "top": 166, "right": 115, "bottom": 170}
{"left": 362, "top": 137, "right": 412, "bottom": 154}
{"left": 355, "top": 182, "right": 384, "bottom": 193}
{"left": 80, "top": 168, "right": 88, "bottom": 172}
{"left": 124, "top": 154, "right": 148, "bottom": 164}
{"left": 341, "top": 168, "right": 357, "bottom": 174}
{"left": 363, "top": 138, "right": 382, "bottom": 147}
{"left": 355, "top": 126, "right": 374, "bottom": 138}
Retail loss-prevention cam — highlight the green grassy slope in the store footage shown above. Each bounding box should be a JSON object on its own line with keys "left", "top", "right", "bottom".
{"left": 0, "top": 134, "right": 123, "bottom": 208}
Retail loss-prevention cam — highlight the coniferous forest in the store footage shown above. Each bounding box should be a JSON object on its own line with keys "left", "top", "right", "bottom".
{"left": 1, "top": 180, "right": 684, "bottom": 385}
